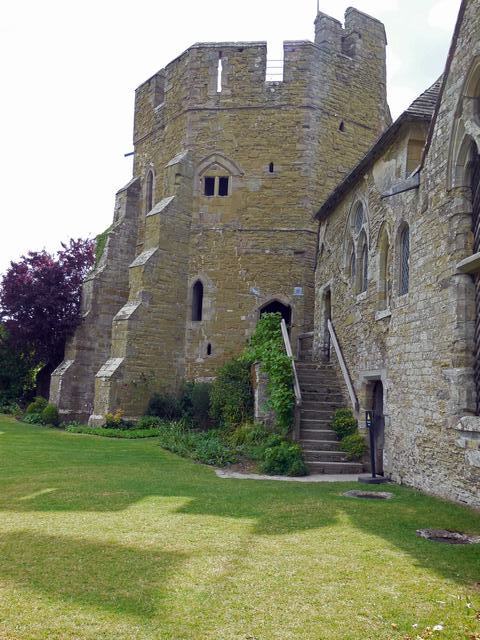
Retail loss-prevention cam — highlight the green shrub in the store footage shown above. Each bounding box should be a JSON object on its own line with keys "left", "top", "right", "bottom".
{"left": 210, "top": 358, "right": 253, "bottom": 428}
{"left": 0, "top": 401, "right": 21, "bottom": 416}
{"left": 340, "top": 432, "right": 367, "bottom": 461}
{"left": 156, "top": 422, "right": 238, "bottom": 466}
{"left": 136, "top": 416, "right": 163, "bottom": 430}
{"left": 145, "top": 393, "right": 182, "bottom": 420}
{"left": 228, "top": 422, "right": 270, "bottom": 447}
{"left": 103, "top": 409, "right": 134, "bottom": 430}
{"left": 66, "top": 425, "right": 163, "bottom": 439}
{"left": 259, "top": 441, "right": 308, "bottom": 476}
{"left": 181, "top": 382, "right": 212, "bottom": 429}
{"left": 245, "top": 313, "right": 295, "bottom": 435}
{"left": 23, "top": 412, "right": 43, "bottom": 424}
{"left": 41, "top": 404, "right": 60, "bottom": 426}
{"left": 331, "top": 408, "right": 357, "bottom": 440}
{"left": 26, "top": 396, "right": 48, "bottom": 415}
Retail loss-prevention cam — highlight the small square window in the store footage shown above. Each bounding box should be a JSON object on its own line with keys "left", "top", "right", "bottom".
{"left": 204, "top": 176, "right": 215, "bottom": 196}
{"left": 218, "top": 176, "right": 229, "bottom": 197}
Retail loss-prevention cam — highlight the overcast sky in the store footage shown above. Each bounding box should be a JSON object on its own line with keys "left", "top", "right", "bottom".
{"left": 0, "top": 0, "right": 462, "bottom": 275}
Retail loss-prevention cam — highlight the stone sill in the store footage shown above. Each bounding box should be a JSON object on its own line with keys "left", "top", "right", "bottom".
{"left": 454, "top": 416, "right": 480, "bottom": 433}
{"left": 456, "top": 252, "right": 480, "bottom": 274}
{"left": 356, "top": 291, "right": 367, "bottom": 302}
{"left": 375, "top": 309, "right": 392, "bottom": 321}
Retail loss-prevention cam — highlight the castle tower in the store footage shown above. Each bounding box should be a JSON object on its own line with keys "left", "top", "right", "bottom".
{"left": 50, "top": 7, "right": 390, "bottom": 423}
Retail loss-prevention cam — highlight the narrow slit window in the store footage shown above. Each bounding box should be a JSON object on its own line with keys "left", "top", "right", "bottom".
{"left": 269, "top": 162, "right": 274, "bottom": 173}
{"left": 204, "top": 176, "right": 215, "bottom": 196}
{"left": 207, "top": 343, "right": 212, "bottom": 356}
{"left": 192, "top": 281, "right": 204, "bottom": 321}
{"left": 339, "top": 121, "right": 345, "bottom": 132}
{"left": 145, "top": 170, "right": 154, "bottom": 213}
{"left": 217, "top": 53, "right": 223, "bottom": 93}
{"left": 218, "top": 176, "right": 229, "bottom": 197}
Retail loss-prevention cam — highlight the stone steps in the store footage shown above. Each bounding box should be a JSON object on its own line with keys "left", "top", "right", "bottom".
{"left": 303, "top": 449, "right": 348, "bottom": 462}
{"left": 307, "top": 460, "right": 364, "bottom": 474}
{"left": 300, "top": 428, "right": 338, "bottom": 441}
{"left": 294, "top": 354, "right": 363, "bottom": 475}
{"left": 300, "top": 438, "right": 341, "bottom": 452}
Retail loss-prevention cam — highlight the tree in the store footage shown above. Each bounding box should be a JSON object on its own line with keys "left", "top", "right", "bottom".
{"left": 0, "top": 238, "right": 95, "bottom": 397}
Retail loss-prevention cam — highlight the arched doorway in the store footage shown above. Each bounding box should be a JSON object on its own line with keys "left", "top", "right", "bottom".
{"left": 259, "top": 300, "right": 292, "bottom": 327}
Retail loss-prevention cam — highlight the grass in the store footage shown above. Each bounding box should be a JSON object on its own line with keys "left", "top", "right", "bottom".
{"left": 0, "top": 416, "right": 479, "bottom": 640}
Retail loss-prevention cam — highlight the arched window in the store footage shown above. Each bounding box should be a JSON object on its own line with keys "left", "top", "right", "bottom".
{"left": 399, "top": 225, "right": 410, "bottom": 295}
{"left": 377, "top": 226, "right": 391, "bottom": 311}
{"left": 349, "top": 247, "right": 356, "bottom": 284}
{"left": 145, "top": 170, "right": 154, "bottom": 213}
{"left": 357, "top": 232, "right": 368, "bottom": 293}
{"left": 192, "top": 280, "right": 204, "bottom": 321}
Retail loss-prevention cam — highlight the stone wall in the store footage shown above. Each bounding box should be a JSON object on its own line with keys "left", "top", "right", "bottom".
{"left": 53, "top": 7, "right": 390, "bottom": 422}
{"left": 313, "top": 0, "right": 480, "bottom": 507}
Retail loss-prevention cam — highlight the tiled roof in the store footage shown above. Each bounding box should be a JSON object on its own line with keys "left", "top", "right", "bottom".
{"left": 405, "top": 77, "right": 443, "bottom": 119}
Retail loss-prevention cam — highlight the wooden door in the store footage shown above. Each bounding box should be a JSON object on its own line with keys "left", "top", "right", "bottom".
{"left": 372, "top": 381, "right": 384, "bottom": 475}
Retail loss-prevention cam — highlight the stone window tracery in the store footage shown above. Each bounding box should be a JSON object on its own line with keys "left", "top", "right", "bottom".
{"left": 345, "top": 200, "right": 369, "bottom": 294}
{"left": 377, "top": 225, "right": 391, "bottom": 311}
{"left": 398, "top": 224, "right": 410, "bottom": 296}
{"left": 357, "top": 231, "right": 368, "bottom": 293}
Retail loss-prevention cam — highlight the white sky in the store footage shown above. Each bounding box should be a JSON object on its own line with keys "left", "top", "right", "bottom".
{"left": 0, "top": 0, "right": 461, "bottom": 275}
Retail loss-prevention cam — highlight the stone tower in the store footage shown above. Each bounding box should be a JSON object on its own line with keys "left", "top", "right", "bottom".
{"left": 50, "top": 7, "right": 390, "bottom": 423}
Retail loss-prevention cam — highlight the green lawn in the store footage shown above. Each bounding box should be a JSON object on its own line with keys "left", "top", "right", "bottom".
{"left": 0, "top": 416, "right": 479, "bottom": 640}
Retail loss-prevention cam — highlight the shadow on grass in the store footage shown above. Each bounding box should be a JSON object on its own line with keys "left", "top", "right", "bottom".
{"left": 1, "top": 420, "right": 480, "bottom": 590}
{"left": 0, "top": 531, "right": 184, "bottom": 617}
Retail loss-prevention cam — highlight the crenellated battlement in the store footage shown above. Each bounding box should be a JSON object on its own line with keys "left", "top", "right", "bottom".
{"left": 133, "top": 8, "right": 388, "bottom": 146}
{"left": 315, "top": 6, "right": 386, "bottom": 56}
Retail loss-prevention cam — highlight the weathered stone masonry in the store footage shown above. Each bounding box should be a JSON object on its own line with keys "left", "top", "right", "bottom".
{"left": 314, "top": 0, "right": 480, "bottom": 507}
{"left": 51, "top": 8, "right": 389, "bottom": 423}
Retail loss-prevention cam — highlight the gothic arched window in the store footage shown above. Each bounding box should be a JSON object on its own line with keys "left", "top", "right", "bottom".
{"left": 358, "top": 232, "right": 368, "bottom": 293}
{"left": 399, "top": 225, "right": 410, "bottom": 295}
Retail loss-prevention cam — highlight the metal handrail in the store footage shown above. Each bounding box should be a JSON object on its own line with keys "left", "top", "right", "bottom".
{"left": 327, "top": 319, "right": 359, "bottom": 413}
{"left": 280, "top": 319, "right": 302, "bottom": 406}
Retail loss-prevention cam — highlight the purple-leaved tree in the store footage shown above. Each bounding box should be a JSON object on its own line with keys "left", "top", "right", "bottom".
{"left": 0, "top": 238, "right": 95, "bottom": 372}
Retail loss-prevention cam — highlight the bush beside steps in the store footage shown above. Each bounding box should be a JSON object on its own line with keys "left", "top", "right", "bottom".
{"left": 331, "top": 408, "right": 367, "bottom": 461}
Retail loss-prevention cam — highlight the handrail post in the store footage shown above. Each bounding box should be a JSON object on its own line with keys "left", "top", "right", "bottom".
{"left": 327, "top": 319, "right": 359, "bottom": 414}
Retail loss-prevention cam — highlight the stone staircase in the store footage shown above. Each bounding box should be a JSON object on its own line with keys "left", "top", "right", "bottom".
{"left": 296, "top": 336, "right": 363, "bottom": 475}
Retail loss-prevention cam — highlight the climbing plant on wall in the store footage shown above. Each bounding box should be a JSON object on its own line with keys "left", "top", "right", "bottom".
{"left": 245, "top": 312, "right": 295, "bottom": 435}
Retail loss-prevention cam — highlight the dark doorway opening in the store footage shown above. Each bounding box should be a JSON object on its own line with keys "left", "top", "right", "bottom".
{"left": 371, "top": 380, "right": 385, "bottom": 476}
{"left": 259, "top": 300, "right": 292, "bottom": 327}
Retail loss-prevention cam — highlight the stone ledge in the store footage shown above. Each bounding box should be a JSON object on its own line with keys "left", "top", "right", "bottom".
{"left": 146, "top": 196, "right": 175, "bottom": 217}
{"left": 456, "top": 251, "right": 480, "bottom": 274}
{"left": 95, "top": 358, "right": 124, "bottom": 379}
{"left": 375, "top": 308, "right": 391, "bottom": 321}
{"left": 129, "top": 248, "right": 158, "bottom": 268}
{"left": 51, "top": 359, "right": 74, "bottom": 377}
{"left": 454, "top": 416, "right": 480, "bottom": 433}
{"left": 114, "top": 301, "right": 142, "bottom": 321}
